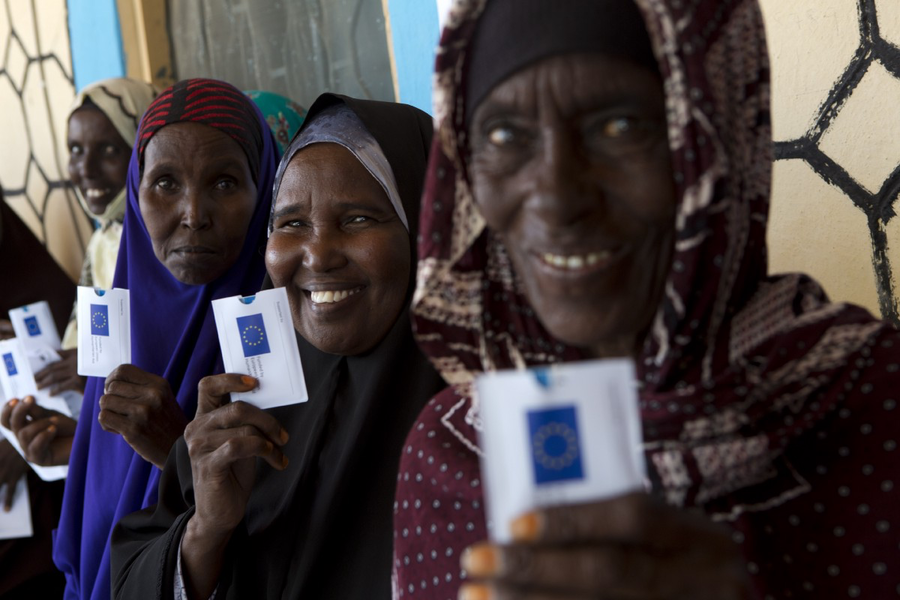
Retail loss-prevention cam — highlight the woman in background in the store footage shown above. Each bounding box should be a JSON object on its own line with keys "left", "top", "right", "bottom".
{"left": 34, "top": 78, "right": 158, "bottom": 397}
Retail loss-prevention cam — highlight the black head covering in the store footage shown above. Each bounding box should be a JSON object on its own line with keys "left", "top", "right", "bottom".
{"left": 111, "top": 95, "right": 444, "bottom": 600}
{"left": 465, "top": 0, "right": 658, "bottom": 118}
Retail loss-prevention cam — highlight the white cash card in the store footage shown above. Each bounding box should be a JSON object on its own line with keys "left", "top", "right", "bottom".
{"left": 476, "top": 358, "right": 647, "bottom": 543}
{"left": 0, "top": 477, "right": 33, "bottom": 540}
{"left": 76, "top": 287, "right": 131, "bottom": 378}
{"left": 212, "top": 287, "right": 307, "bottom": 410}
{"left": 0, "top": 338, "right": 70, "bottom": 481}
{"left": 8, "top": 300, "right": 61, "bottom": 352}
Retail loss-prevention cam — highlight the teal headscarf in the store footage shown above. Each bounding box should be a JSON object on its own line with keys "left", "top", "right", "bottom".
{"left": 245, "top": 90, "right": 307, "bottom": 155}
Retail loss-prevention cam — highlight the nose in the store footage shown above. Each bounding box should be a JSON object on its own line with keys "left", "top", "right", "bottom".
{"left": 80, "top": 147, "right": 102, "bottom": 180}
{"left": 301, "top": 227, "right": 348, "bottom": 273}
{"left": 179, "top": 188, "right": 212, "bottom": 231}
{"left": 528, "top": 127, "right": 599, "bottom": 228}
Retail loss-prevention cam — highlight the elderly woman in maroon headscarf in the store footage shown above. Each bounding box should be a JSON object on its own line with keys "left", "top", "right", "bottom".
{"left": 393, "top": 0, "right": 900, "bottom": 598}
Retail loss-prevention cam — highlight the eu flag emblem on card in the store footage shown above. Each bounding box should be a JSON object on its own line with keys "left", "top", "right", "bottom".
{"left": 528, "top": 405, "right": 584, "bottom": 485}
{"left": 3, "top": 352, "right": 16, "bottom": 376}
{"left": 90, "top": 304, "right": 110, "bottom": 336}
{"left": 24, "top": 316, "right": 41, "bottom": 337}
{"left": 238, "top": 313, "right": 270, "bottom": 357}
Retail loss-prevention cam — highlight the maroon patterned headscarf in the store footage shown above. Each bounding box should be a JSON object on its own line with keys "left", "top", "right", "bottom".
{"left": 411, "top": 0, "right": 891, "bottom": 517}
{"left": 137, "top": 78, "right": 263, "bottom": 182}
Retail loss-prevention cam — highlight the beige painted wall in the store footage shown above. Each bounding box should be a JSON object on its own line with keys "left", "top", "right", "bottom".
{"left": 762, "top": 0, "right": 900, "bottom": 321}
{"left": 0, "top": 0, "right": 91, "bottom": 281}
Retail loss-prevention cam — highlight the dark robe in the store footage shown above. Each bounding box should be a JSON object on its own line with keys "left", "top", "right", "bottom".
{"left": 0, "top": 197, "right": 75, "bottom": 598}
{"left": 111, "top": 95, "right": 444, "bottom": 599}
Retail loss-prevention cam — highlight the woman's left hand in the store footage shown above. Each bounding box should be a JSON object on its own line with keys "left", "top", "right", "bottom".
{"left": 98, "top": 364, "right": 188, "bottom": 469}
{"left": 459, "top": 492, "right": 751, "bottom": 600}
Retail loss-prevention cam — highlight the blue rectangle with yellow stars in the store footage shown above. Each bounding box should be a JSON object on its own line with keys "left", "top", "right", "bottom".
{"left": 237, "top": 313, "right": 271, "bottom": 357}
{"left": 24, "top": 315, "right": 41, "bottom": 337}
{"left": 527, "top": 405, "right": 585, "bottom": 485}
{"left": 90, "top": 304, "right": 110, "bottom": 336}
{"left": 3, "top": 352, "right": 17, "bottom": 376}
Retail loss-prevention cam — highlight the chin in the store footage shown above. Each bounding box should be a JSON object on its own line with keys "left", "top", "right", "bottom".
{"left": 167, "top": 266, "right": 221, "bottom": 286}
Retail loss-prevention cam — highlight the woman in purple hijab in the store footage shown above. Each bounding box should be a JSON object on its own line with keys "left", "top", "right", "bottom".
{"left": 52, "top": 78, "right": 278, "bottom": 600}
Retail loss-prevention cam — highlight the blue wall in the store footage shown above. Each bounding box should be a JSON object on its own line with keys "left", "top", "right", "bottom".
{"left": 68, "top": 0, "right": 125, "bottom": 91}
{"left": 386, "top": 0, "right": 440, "bottom": 114}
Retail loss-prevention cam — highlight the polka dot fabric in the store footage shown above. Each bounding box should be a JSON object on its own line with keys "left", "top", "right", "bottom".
{"left": 393, "top": 0, "right": 900, "bottom": 597}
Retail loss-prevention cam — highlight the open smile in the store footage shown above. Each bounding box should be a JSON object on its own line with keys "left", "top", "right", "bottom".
{"left": 302, "top": 285, "right": 365, "bottom": 305}
{"left": 535, "top": 248, "right": 622, "bottom": 273}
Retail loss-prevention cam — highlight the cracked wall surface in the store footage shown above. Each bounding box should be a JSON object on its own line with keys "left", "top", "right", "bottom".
{"left": 0, "top": 0, "right": 91, "bottom": 281}
{"left": 763, "top": 0, "right": 900, "bottom": 324}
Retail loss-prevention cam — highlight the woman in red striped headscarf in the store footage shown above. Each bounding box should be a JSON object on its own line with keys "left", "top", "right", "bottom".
{"left": 50, "top": 78, "right": 279, "bottom": 600}
{"left": 393, "top": 1, "right": 900, "bottom": 598}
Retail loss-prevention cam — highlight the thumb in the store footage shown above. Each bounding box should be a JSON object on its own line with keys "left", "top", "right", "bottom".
{"left": 196, "top": 374, "right": 257, "bottom": 417}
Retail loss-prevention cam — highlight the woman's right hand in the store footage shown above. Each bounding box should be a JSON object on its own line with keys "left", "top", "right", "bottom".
{"left": 0, "top": 397, "right": 76, "bottom": 466}
{"left": 181, "top": 374, "right": 289, "bottom": 599}
{"left": 34, "top": 348, "right": 86, "bottom": 395}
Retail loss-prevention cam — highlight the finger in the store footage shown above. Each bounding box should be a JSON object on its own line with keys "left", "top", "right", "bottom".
{"left": 25, "top": 425, "right": 58, "bottom": 464}
{"left": 4, "top": 479, "right": 14, "bottom": 511}
{"left": 188, "top": 400, "right": 287, "bottom": 448}
{"left": 8, "top": 397, "right": 40, "bottom": 432}
{"left": 511, "top": 493, "right": 721, "bottom": 548}
{"left": 98, "top": 408, "right": 128, "bottom": 435}
{"left": 48, "top": 376, "right": 82, "bottom": 397}
{"left": 98, "top": 393, "right": 136, "bottom": 417}
{"left": 0, "top": 399, "right": 16, "bottom": 429}
{"left": 203, "top": 434, "right": 288, "bottom": 472}
{"left": 196, "top": 375, "right": 259, "bottom": 416}
{"left": 16, "top": 417, "right": 54, "bottom": 448}
{"left": 462, "top": 542, "right": 660, "bottom": 596}
{"left": 104, "top": 364, "right": 164, "bottom": 388}
{"left": 49, "top": 415, "right": 78, "bottom": 436}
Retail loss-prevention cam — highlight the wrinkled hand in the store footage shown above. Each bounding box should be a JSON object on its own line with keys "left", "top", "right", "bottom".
{"left": 460, "top": 493, "right": 751, "bottom": 600}
{"left": 0, "top": 319, "right": 13, "bottom": 340}
{"left": 181, "top": 374, "right": 289, "bottom": 599}
{"left": 0, "top": 397, "right": 76, "bottom": 465}
{"left": 35, "top": 348, "right": 86, "bottom": 395}
{"left": 0, "top": 439, "right": 28, "bottom": 511}
{"left": 98, "top": 364, "right": 188, "bottom": 469}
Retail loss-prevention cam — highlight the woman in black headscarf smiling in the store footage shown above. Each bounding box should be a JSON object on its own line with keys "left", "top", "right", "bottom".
{"left": 111, "top": 94, "right": 443, "bottom": 600}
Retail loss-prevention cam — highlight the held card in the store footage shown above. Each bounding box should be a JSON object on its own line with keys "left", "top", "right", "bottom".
{"left": 212, "top": 287, "right": 308, "bottom": 410}
{"left": 476, "top": 358, "right": 647, "bottom": 543}
{"left": 8, "top": 301, "right": 61, "bottom": 351}
{"left": 76, "top": 287, "right": 131, "bottom": 378}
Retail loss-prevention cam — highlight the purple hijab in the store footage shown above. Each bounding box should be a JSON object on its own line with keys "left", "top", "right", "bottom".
{"left": 53, "top": 79, "right": 278, "bottom": 600}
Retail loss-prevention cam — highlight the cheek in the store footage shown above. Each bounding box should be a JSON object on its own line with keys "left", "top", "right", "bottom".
{"left": 222, "top": 193, "right": 258, "bottom": 246}
{"left": 470, "top": 171, "right": 514, "bottom": 232}
{"left": 264, "top": 236, "right": 299, "bottom": 286}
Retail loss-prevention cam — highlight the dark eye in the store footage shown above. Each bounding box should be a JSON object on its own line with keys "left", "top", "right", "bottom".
{"left": 156, "top": 177, "right": 176, "bottom": 191}
{"left": 215, "top": 178, "right": 237, "bottom": 191}
{"left": 348, "top": 215, "right": 371, "bottom": 224}
{"left": 102, "top": 144, "right": 119, "bottom": 157}
{"left": 601, "top": 117, "right": 635, "bottom": 138}
{"left": 487, "top": 126, "right": 516, "bottom": 147}
{"left": 69, "top": 144, "right": 83, "bottom": 156}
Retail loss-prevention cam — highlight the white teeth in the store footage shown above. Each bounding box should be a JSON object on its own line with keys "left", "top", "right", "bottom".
{"left": 310, "top": 289, "right": 359, "bottom": 304}
{"left": 542, "top": 251, "right": 612, "bottom": 270}
{"left": 85, "top": 188, "right": 111, "bottom": 199}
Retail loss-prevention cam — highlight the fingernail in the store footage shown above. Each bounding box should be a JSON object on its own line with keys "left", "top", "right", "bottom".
{"left": 8, "top": 399, "right": 17, "bottom": 407}
{"left": 240, "top": 375, "right": 256, "bottom": 387}
{"left": 48, "top": 425, "right": 57, "bottom": 434}
{"left": 24, "top": 396, "right": 34, "bottom": 405}
{"left": 49, "top": 416, "right": 58, "bottom": 424}
{"left": 280, "top": 429, "right": 290, "bottom": 444}
{"left": 510, "top": 511, "right": 542, "bottom": 541}
{"left": 281, "top": 455, "right": 290, "bottom": 469}
{"left": 461, "top": 544, "right": 500, "bottom": 576}
{"left": 458, "top": 584, "right": 491, "bottom": 600}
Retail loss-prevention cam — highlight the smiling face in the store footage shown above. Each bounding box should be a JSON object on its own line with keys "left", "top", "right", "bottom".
{"left": 139, "top": 122, "right": 257, "bottom": 285}
{"left": 265, "top": 143, "right": 411, "bottom": 356}
{"left": 68, "top": 106, "right": 132, "bottom": 215}
{"left": 468, "top": 53, "right": 676, "bottom": 357}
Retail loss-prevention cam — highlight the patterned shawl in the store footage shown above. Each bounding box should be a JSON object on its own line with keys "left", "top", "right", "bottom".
{"left": 410, "top": 0, "right": 891, "bottom": 516}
